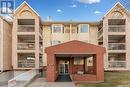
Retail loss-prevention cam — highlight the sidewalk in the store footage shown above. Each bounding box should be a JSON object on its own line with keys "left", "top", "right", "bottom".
{"left": 27, "top": 78, "right": 75, "bottom": 87}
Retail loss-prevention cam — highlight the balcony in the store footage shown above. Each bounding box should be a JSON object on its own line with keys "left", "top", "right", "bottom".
{"left": 17, "top": 43, "right": 35, "bottom": 50}
{"left": 39, "top": 27, "right": 42, "bottom": 35}
{"left": 108, "top": 43, "right": 125, "bottom": 50}
{"left": 18, "top": 53, "right": 35, "bottom": 68}
{"left": 98, "top": 28, "right": 103, "bottom": 37}
{"left": 39, "top": 54, "right": 43, "bottom": 67}
{"left": 18, "top": 25, "right": 35, "bottom": 32}
{"left": 108, "top": 61, "right": 126, "bottom": 68}
{"left": 39, "top": 43, "right": 43, "bottom": 52}
{"left": 108, "top": 25, "right": 125, "bottom": 32}
{"left": 18, "top": 60, "right": 35, "bottom": 68}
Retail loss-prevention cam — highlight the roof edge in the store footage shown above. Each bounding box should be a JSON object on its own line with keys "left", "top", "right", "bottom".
{"left": 15, "top": 1, "right": 40, "bottom": 17}
{"left": 103, "top": 2, "right": 129, "bottom": 18}
{"left": 45, "top": 40, "right": 106, "bottom": 51}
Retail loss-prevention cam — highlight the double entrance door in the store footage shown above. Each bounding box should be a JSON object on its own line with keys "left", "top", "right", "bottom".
{"left": 59, "top": 60, "right": 69, "bottom": 75}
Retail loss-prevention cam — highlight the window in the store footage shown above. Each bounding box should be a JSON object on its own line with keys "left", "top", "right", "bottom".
{"left": 86, "top": 57, "right": 93, "bottom": 66}
{"left": 74, "top": 58, "right": 83, "bottom": 65}
{"left": 80, "top": 25, "right": 89, "bottom": 33}
{"left": 112, "top": 11, "right": 123, "bottom": 19}
{"left": 65, "top": 29, "right": 70, "bottom": 33}
{"left": 72, "top": 29, "right": 76, "bottom": 33}
{"left": 51, "top": 40, "right": 61, "bottom": 45}
{"left": 52, "top": 25, "right": 62, "bottom": 33}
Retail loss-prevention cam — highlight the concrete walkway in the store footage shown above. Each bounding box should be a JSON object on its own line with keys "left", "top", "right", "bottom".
{"left": 0, "top": 71, "right": 29, "bottom": 87}
{"left": 0, "top": 71, "right": 14, "bottom": 87}
{"left": 27, "top": 78, "right": 75, "bottom": 87}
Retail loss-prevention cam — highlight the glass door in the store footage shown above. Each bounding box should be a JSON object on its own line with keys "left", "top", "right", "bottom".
{"left": 59, "top": 61, "right": 69, "bottom": 75}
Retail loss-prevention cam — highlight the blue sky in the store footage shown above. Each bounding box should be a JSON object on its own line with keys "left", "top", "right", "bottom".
{"left": 15, "top": 0, "right": 129, "bottom": 21}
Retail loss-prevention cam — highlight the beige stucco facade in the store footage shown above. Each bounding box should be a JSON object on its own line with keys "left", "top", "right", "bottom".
{"left": 12, "top": 2, "right": 43, "bottom": 70}
{"left": 98, "top": 3, "right": 130, "bottom": 70}
{"left": 0, "top": 17, "right": 12, "bottom": 71}
{"left": 43, "top": 22, "right": 98, "bottom": 66}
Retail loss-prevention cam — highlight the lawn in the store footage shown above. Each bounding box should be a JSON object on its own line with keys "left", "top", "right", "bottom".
{"left": 76, "top": 71, "right": 130, "bottom": 87}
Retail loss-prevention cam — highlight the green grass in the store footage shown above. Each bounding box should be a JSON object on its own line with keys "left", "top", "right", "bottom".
{"left": 76, "top": 72, "right": 130, "bottom": 87}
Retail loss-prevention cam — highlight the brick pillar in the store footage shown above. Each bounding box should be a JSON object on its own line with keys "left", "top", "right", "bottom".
{"left": 46, "top": 53, "right": 56, "bottom": 82}
{"left": 69, "top": 57, "right": 73, "bottom": 74}
{"left": 96, "top": 52, "right": 104, "bottom": 82}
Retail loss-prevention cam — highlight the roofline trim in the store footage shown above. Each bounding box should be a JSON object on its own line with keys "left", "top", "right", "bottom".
{"left": 15, "top": 1, "right": 40, "bottom": 16}
{"left": 42, "top": 21, "right": 100, "bottom": 25}
{"left": 103, "top": 2, "right": 129, "bottom": 18}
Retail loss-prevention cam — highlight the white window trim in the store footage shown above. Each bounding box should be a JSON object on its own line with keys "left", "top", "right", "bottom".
{"left": 78, "top": 24, "right": 89, "bottom": 33}
{"left": 52, "top": 24, "right": 63, "bottom": 33}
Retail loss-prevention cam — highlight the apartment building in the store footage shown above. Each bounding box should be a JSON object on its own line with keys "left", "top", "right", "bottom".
{"left": 98, "top": 2, "right": 130, "bottom": 70}
{"left": 0, "top": 16, "right": 12, "bottom": 71}
{"left": 0, "top": 1, "right": 130, "bottom": 82}
{"left": 12, "top": 2, "right": 43, "bottom": 70}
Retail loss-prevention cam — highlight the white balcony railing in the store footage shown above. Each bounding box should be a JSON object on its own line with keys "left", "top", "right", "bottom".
{"left": 18, "top": 25, "right": 35, "bottom": 32}
{"left": 98, "top": 28, "right": 103, "bottom": 37}
{"left": 108, "top": 25, "right": 125, "bottom": 32}
{"left": 17, "top": 43, "right": 35, "bottom": 50}
{"left": 18, "top": 59, "right": 35, "bottom": 68}
{"left": 108, "top": 61, "right": 126, "bottom": 68}
{"left": 108, "top": 43, "right": 125, "bottom": 50}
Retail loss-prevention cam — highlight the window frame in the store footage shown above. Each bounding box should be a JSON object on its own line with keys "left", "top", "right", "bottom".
{"left": 52, "top": 24, "right": 63, "bottom": 33}
{"left": 74, "top": 57, "right": 84, "bottom": 65}
{"left": 79, "top": 24, "right": 89, "bottom": 33}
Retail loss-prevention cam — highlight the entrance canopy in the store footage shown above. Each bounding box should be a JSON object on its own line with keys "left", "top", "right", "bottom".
{"left": 45, "top": 40, "right": 105, "bottom": 54}
{"left": 45, "top": 40, "right": 105, "bottom": 82}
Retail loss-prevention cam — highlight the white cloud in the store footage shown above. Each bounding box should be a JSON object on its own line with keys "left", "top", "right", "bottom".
{"left": 94, "top": 11, "right": 102, "bottom": 14}
{"left": 71, "top": 4, "right": 77, "bottom": 8}
{"left": 57, "top": 9, "right": 62, "bottom": 12}
{"left": 77, "top": 0, "right": 100, "bottom": 4}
